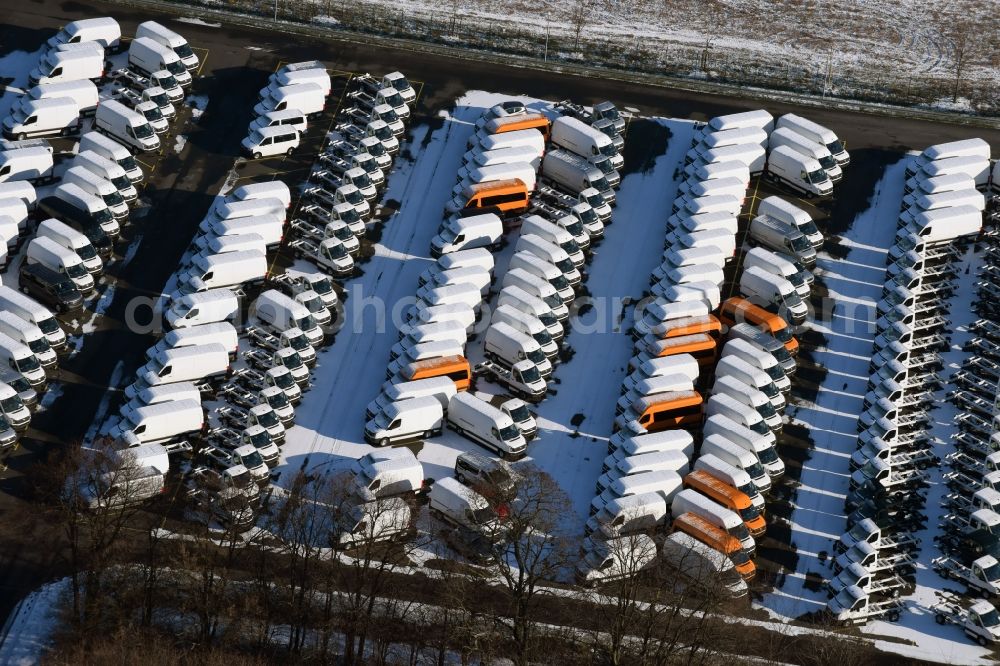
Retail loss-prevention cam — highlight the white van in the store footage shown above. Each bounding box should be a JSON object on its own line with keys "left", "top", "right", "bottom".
{"left": 897, "top": 205, "right": 982, "bottom": 246}
{"left": 36, "top": 218, "right": 102, "bottom": 275}
{"left": 653, "top": 246, "right": 726, "bottom": 282}
{"left": 700, "top": 434, "right": 771, "bottom": 492}
{"left": 0, "top": 311, "right": 55, "bottom": 368}
{"left": 95, "top": 100, "right": 159, "bottom": 153}
{"left": 519, "top": 215, "right": 585, "bottom": 266}
{"left": 364, "top": 395, "right": 444, "bottom": 446}
{"left": 497, "top": 285, "right": 563, "bottom": 339}
{"left": 694, "top": 126, "right": 768, "bottom": 152}
{"left": 249, "top": 108, "right": 307, "bottom": 135}
{"left": 429, "top": 213, "right": 503, "bottom": 257}
{"left": 714, "top": 374, "right": 782, "bottom": 431}
{"left": 704, "top": 413, "right": 784, "bottom": 479}
{"left": 262, "top": 68, "right": 331, "bottom": 99}
{"left": 501, "top": 269, "right": 570, "bottom": 320}
{"left": 242, "top": 126, "right": 300, "bottom": 159}
{"left": 584, "top": 492, "right": 669, "bottom": 538}
{"left": 136, "top": 21, "right": 199, "bottom": 70}
{"left": 110, "top": 399, "right": 203, "bottom": 447}
{"left": 766, "top": 146, "right": 833, "bottom": 197}
{"left": 202, "top": 197, "right": 286, "bottom": 232}
{"left": 455, "top": 162, "right": 537, "bottom": 194}
{"left": 27, "top": 80, "right": 98, "bottom": 118}
{"left": 769, "top": 126, "right": 842, "bottom": 182}
{"left": 63, "top": 165, "right": 129, "bottom": 220}
{"left": 597, "top": 450, "right": 690, "bottom": 495}
{"left": 188, "top": 233, "right": 266, "bottom": 265}
{"left": 26, "top": 236, "right": 93, "bottom": 293}
{"left": 165, "top": 289, "right": 239, "bottom": 329}
{"left": 46, "top": 17, "right": 120, "bottom": 52}
{"left": 148, "top": 322, "right": 239, "bottom": 363}
{"left": 686, "top": 143, "right": 766, "bottom": 175}
{"left": 413, "top": 282, "right": 482, "bottom": 313}
{"left": 775, "top": 113, "right": 849, "bottom": 165}
{"left": 541, "top": 149, "right": 615, "bottom": 203}
{"left": 747, "top": 215, "right": 816, "bottom": 267}
{"left": 677, "top": 176, "right": 748, "bottom": 204}
{"left": 694, "top": 453, "right": 765, "bottom": 511}
{"left": 913, "top": 154, "right": 991, "bottom": 188}
{"left": 508, "top": 251, "right": 574, "bottom": 304}
{"left": 706, "top": 109, "right": 774, "bottom": 134}
{"left": 127, "top": 343, "right": 230, "bottom": 397}
{"left": 430, "top": 476, "right": 496, "bottom": 530}
{"left": 2, "top": 98, "right": 80, "bottom": 141}
{"left": 51, "top": 181, "right": 119, "bottom": 238}
{"left": 79, "top": 131, "right": 143, "bottom": 183}
{"left": 418, "top": 265, "right": 491, "bottom": 296}
{"left": 129, "top": 37, "right": 192, "bottom": 87}
{"left": 743, "top": 247, "right": 809, "bottom": 298}
{"left": 252, "top": 289, "right": 323, "bottom": 346}
{"left": 551, "top": 115, "right": 622, "bottom": 169}
{"left": 907, "top": 138, "right": 991, "bottom": 177}
{"left": 464, "top": 145, "right": 542, "bottom": 171}
{"left": 683, "top": 159, "right": 750, "bottom": 185}
{"left": 0, "top": 331, "right": 46, "bottom": 387}
{"left": 197, "top": 213, "right": 284, "bottom": 250}
{"left": 757, "top": 196, "right": 824, "bottom": 249}
{"left": 225, "top": 181, "right": 291, "bottom": 209}
{"left": 253, "top": 83, "right": 326, "bottom": 117}
{"left": 129, "top": 382, "right": 201, "bottom": 409}
{"left": 632, "top": 299, "right": 709, "bottom": 339}
{"left": 665, "top": 226, "right": 736, "bottom": 260}
{"left": 706, "top": 393, "right": 776, "bottom": 444}
{"left": 491, "top": 304, "right": 558, "bottom": 359}
{"left": 435, "top": 246, "right": 494, "bottom": 275}
{"left": 716, "top": 354, "right": 783, "bottom": 409}
{"left": 904, "top": 172, "right": 976, "bottom": 197}
{"left": 484, "top": 322, "right": 552, "bottom": 378}
{"left": 590, "top": 471, "right": 683, "bottom": 514}
{"left": 391, "top": 322, "right": 467, "bottom": 361}
{"left": 576, "top": 534, "right": 658, "bottom": 585}
{"left": 721, "top": 338, "right": 790, "bottom": 392}
{"left": 901, "top": 188, "right": 985, "bottom": 216}
{"left": 0, "top": 286, "right": 65, "bottom": 350}
{"left": 621, "top": 354, "right": 699, "bottom": 396}
{"left": 477, "top": 128, "right": 546, "bottom": 156}
{"left": 405, "top": 302, "right": 476, "bottom": 332}
{"left": 365, "top": 376, "right": 457, "bottom": 420}
{"left": 447, "top": 392, "right": 527, "bottom": 459}
{"left": 0, "top": 147, "right": 52, "bottom": 184}
{"left": 654, "top": 263, "right": 725, "bottom": 291}
{"left": 176, "top": 250, "right": 267, "bottom": 296}
{"left": 28, "top": 48, "right": 103, "bottom": 87}
{"left": 73, "top": 150, "right": 138, "bottom": 202}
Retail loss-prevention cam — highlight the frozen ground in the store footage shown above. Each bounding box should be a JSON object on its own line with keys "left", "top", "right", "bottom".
{"left": 332, "top": 0, "right": 999, "bottom": 105}
{"left": 0, "top": 578, "right": 65, "bottom": 665}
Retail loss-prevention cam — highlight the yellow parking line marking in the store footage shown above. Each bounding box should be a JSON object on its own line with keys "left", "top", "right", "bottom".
{"left": 135, "top": 158, "right": 156, "bottom": 170}
{"left": 274, "top": 60, "right": 287, "bottom": 73}
{"left": 193, "top": 47, "right": 210, "bottom": 77}
{"left": 413, "top": 81, "right": 425, "bottom": 106}
{"left": 327, "top": 68, "right": 352, "bottom": 78}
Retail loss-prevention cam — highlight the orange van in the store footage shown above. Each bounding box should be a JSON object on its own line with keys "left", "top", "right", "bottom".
{"left": 399, "top": 355, "right": 471, "bottom": 391}
{"left": 628, "top": 390, "right": 703, "bottom": 432}
{"left": 645, "top": 333, "right": 717, "bottom": 367}
{"left": 455, "top": 179, "right": 530, "bottom": 216}
{"left": 672, "top": 512, "right": 756, "bottom": 580}
{"left": 683, "top": 469, "right": 766, "bottom": 538}
{"left": 486, "top": 113, "right": 552, "bottom": 140}
{"left": 718, "top": 297, "right": 798, "bottom": 355}
{"left": 659, "top": 314, "right": 722, "bottom": 340}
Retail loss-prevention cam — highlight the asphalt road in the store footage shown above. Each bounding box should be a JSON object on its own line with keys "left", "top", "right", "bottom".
{"left": 0, "top": 0, "right": 998, "bottom": 629}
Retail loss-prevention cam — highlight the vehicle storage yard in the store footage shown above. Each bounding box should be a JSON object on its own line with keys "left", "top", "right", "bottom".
{"left": 2, "top": 1, "right": 1000, "bottom": 663}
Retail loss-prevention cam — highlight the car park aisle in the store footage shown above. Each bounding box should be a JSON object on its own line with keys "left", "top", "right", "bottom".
{"left": 528, "top": 119, "right": 696, "bottom": 524}
{"left": 277, "top": 105, "right": 477, "bottom": 478}
{"left": 761, "top": 157, "right": 910, "bottom": 614}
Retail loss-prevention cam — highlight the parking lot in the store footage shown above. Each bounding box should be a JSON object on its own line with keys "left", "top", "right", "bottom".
{"left": 2, "top": 0, "right": 1000, "bottom": 660}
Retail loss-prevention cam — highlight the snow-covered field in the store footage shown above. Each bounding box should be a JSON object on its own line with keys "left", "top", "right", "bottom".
{"left": 311, "top": 0, "right": 999, "bottom": 110}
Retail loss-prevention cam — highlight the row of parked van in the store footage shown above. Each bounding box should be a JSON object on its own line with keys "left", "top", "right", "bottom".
{"left": 827, "top": 139, "right": 996, "bottom": 625}
{"left": 571, "top": 110, "right": 835, "bottom": 585}
{"left": 279, "top": 68, "right": 416, "bottom": 277}
{"left": 362, "top": 100, "right": 625, "bottom": 466}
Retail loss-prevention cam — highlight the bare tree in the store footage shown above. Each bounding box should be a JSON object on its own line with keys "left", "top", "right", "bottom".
{"left": 48, "top": 439, "right": 160, "bottom": 629}
{"left": 470, "top": 465, "right": 577, "bottom": 666}
{"left": 569, "top": 0, "right": 590, "bottom": 51}
{"left": 948, "top": 22, "right": 971, "bottom": 103}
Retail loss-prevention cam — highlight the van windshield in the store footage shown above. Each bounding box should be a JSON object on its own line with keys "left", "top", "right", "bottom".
{"left": 373, "top": 125, "right": 392, "bottom": 141}
{"left": 526, "top": 348, "right": 546, "bottom": 365}
{"left": 583, "top": 191, "right": 606, "bottom": 209}
{"left": 287, "top": 334, "right": 310, "bottom": 353}
{"left": 109, "top": 173, "right": 131, "bottom": 190}
{"left": 506, "top": 403, "right": 530, "bottom": 423}
{"left": 562, "top": 219, "right": 585, "bottom": 237}
{"left": 142, "top": 106, "right": 164, "bottom": 122}
{"left": 471, "top": 506, "right": 494, "bottom": 524}
{"left": 66, "top": 262, "right": 87, "bottom": 279}
{"left": 175, "top": 43, "right": 194, "bottom": 59}
{"left": 266, "top": 391, "right": 288, "bottom": 409}
{"left": 729, "top": 548, "right": 751, "bottom": 566}
{"left": 119, "top": 155, "right": 139, "bottom": 172}
{"left": 0, "top": 395, "right": 23, "bottom": 413}
{"left": 828, "top": 140, "right": 845, "bottom": 155}
{"left": 133, "top": 123, "right": 155, "bottom": 139}
{"left": 518, "top": 364, "right": 541, "bottom": 384}
{"left": 731, "top": 523, "right": 751, "bottom": 541}
{"left": 330, "top": 225, "right": 352, "bottom": 242}
{"left": 93, "top": 207, "right": 114, "bottom": 225}
{"left": 310, "top": 276, "right": 334, "bottom": 295}
{"left": 800, "top": 219, "right": 821, "bottom": 237}
{"left": 499, "top": 424, "right": 521, "bottom": 442}
{"left": 76, "top": 243, "right": 97, "bottom": 260}
{"left": 599, "top": 143, "right": 617, "bottom": 158}
{"left": 592, "top": 176, "right": 611, "bottom": 192}
{"left": 771, "top": 326, "right": 793, "bottom": 344}
{"left": 26, "top": 338, "right": 48, "bottom": 355}
{"left": 818, "top": 155, "right": 837, "bottom": 170}
{"left": 352, "top": 172, "right": 373, "bottom": 189}
{"left": 16, "top": 355, "right": 40, "bottom": 373}
{"left": 550, "top": 274, "right": 570, "bottom": 291}
{"left": 757, "top": 446, "right": 780, "bottom": 465}
{"left": 35, "top": 317, "right": 60, "bottom": 335}
{"left": 343, "top": 188, "right": 364, "bottom": 205}
{"left": 541, "top": 293, "right": 562, "bottom": 309}
{"left": 378, "top": 107, "right": 399, "bottom": 123}
{"left": 281, "top": 351, "right": 304, "bottom": 369}
{"left": 103, "top": 191, "right": 124, "bottom": 207}
{"left": 789, "top": 235, "right": 811, "bottom": 252}
{"left": 758, "top": 400, "right": 777, "bottom": 419}
{"left": 271, "top": 371, "right": 294, "bottom": 389}
{"left": 365, "top": 141, "right": 386, "bottom": 157}
{"left": 165, "top": 61, "right": 186, "bottom": 76}
{"left": 593, "top": 159, "right": 613, "bottom": 175}
{"left": 149, "top": 92, "right": 169, "bottom": 107}
{"left": 554, "top": 258, "right": 575, "bottom": 275}
{"left": 256, "top": 409, "right": 279, "bottom": 428}
{"left": 762, "top": 365, "right": 783, "bottom": 382}
{"left": 532, "top": 330, "right": 552, "bottom": 347}
{"left": 248, "top": 429, "right": 271, "bottom": 448}
{"left": 807, "top": 169, "right": 828, "bottom": 185}
{"left": 537, "top": 311, "right": 557, "bottom": 327}
{"left": 240, "top": 450, "right": 265, "bottom": 469}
